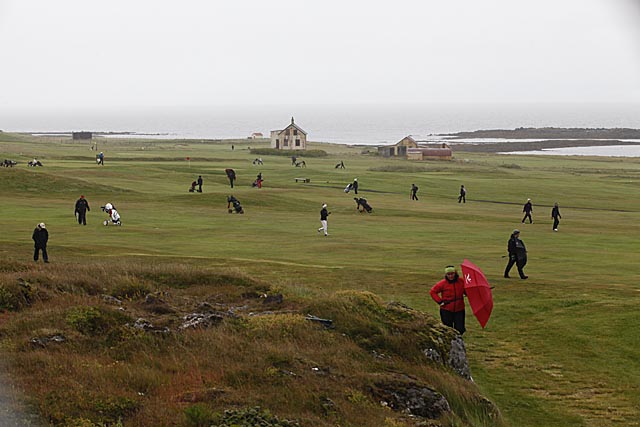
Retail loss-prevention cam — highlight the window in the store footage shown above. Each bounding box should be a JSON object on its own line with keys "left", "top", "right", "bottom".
{"left": 295, "top": 139, "right": 300, "bottom": 147}
{"left": 294, "top": 129, "right": 298, "bottom": 136}
{"left": 284, "top": 140, "right": 289, "bottom": 146}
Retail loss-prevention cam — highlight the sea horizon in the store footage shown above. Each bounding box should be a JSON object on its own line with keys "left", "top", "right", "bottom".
{"left": 2, "top": 103, "right": 640, "bottom": 147}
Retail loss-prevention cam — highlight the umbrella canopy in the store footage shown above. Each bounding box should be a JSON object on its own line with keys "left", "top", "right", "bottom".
{"left": 461, "top": 259, "right": 493, "bottom": 328}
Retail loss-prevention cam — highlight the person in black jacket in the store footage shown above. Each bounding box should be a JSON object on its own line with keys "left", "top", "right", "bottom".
{"left": 522, "top": 198, "right": 533, "bottom": 224}
{"left": 74, "top": 195, "right": 90, "bottom": 225}
{"left": 197, "top": 175, "right": 203, "bottom": 193}
{"left": 458, "top": 185, "right": 466, "bottom": 203}
{"left": 504, "top": 229, "right": 528, "bottom": 279}
{"left": 411, "top": 184, "right": 419, "bottom": 201}
{"left": 317, "top": 203, "right": 331, "bottom": 236}
{"left": 225, "top": 168, "right": 236, "bottom": 188}
{"left": 551, "top": 202, "right": 561, "bottom": 231}
{"left": 352, "top": 178, "right": 359, "bottom": 195}
{"left": 32, "top": 222, "right": 49, "bottom": 263}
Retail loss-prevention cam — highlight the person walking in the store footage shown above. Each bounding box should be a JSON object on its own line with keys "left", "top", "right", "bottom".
{"left": 74, "top": 195, "right": 90, "bottom": 225}
{"left": 97, "top": 152, "right": 104, "bottom": 165}
{"left": 522, "top": 198, "right": 533, "bottom": 223}
{"left": 352, "top": 178, "right": 359, "bottom": 195}
{"left": 551, "top": 202, "right": 561, "bottom": 231}
{"left": 411, "top": 184, "right": 419, "bottom": 201}
{"left": 197, "top": 175, "right": 203, "bottom": 193}
{"left": 504, "top": 229, "right": 528, "bottom": 279}
{"left": 458, "top": 185, "right": 466, "bottom": 203}
{"left": 430, "top": 265, "right": 466, "bottom": 335}
{"left": 317, "top": 203, "right": 331, "bottom": 236}
{"left": 225, "top": 168, "right": 236, "bottom": 188}
{"left": 32, "top": 222, "right": 49, "bottom": 263}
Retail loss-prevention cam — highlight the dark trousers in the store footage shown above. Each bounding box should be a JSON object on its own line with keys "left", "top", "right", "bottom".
{"left": 229, "top": 178, "right": 234, "bottom": 188}
{"left": 553, "top": 218, "right": 560, "bottom": 230}
{"left": 198, "top": 183, "right": 202, "bottom": 192}
{"left": 522, "top": 212, "right": 532, "bottom": 223}
{"left": 440, "top": 309, "right": 466, "bottom": 335}
{"left": 504, "top": 255, "right": 527, "bottom": 278}
{"left": 77, "top": 210, "right": 87, "bottom": 225}
{"left": 458, "top": 195, "right": 465, "bottom": 203}
{"left": 411, "top": 192, "right": 418, "bottom": 200}
{"left": 34, "top": 246, "right": 48, "bottom": 262}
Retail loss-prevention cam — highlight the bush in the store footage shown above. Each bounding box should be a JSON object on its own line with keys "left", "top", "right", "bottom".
{"left": 211, "top": 406, "right": 300, "bottom": 427}
{"left": 184, "top": 404, "right": 215, "bottom": 427}
{"left": 66, "top": 306, "right": 129, "bottom": 336}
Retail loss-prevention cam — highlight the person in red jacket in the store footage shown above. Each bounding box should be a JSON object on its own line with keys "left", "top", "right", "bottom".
{"left": 430, "top": 265, "right": 466, "bottom": 335}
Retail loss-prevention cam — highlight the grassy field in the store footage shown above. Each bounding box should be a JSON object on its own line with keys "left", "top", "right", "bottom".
{"left": 1, "top": 134, "right": 639, "bottom": 426}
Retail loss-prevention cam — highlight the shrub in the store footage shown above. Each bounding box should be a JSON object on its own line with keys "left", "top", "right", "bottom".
{"left": 110, "top": 278, "right": 152, "bottom": 300}
{"left": 184, "top": 404, "right": 215, "bottom": 427}
{"left": 211, "top": 406, "right": 300, "bottom": 427}
{"left": 66, "top": 306, "right": 129, "bottom": 336}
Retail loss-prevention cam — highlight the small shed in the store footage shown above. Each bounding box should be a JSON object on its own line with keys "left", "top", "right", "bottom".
{"left": 377, "top": 136, "right": 419, "bottom": 157}
{"left": 407, "top": 143, "right": 452, "bottom": 161}
{"left": 72, "top": 131, "right": 93, "bottom": 140}
{"left": 249, "top": 132, "right": 264, "bottom": 139}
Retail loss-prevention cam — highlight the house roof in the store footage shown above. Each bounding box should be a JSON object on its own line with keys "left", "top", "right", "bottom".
{"left": 273, "top": 117, "right": 307, "bottom": 136}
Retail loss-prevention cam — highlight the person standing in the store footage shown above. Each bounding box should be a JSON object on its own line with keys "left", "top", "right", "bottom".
{"left": 430, "top": 265, "right": 466, "bottom": 335}
{"left": 551, "top": 202, "right": 561, "bottom": 231}
{"left": 32, "top": 223, "right": 49, "bottom": 263}
{"left": 197, "top": 175, "right": 203, "bottom": 193}
{"left": 411, "top": 184, "right": 419, "bottom": 201}
{"left": 504, "top": 229, "right": 528, "bottom": 279}
{"left": 522, "top": 198, "right": 533, "bottom": 223}
{"left": 458, "top": 185, "right": 466, "bottom": 203}
{"left": 352, "top": 178, "right": 359, "bottom": 195}
{"left": 97, "top": 152, "right": 104, "bottom": 165}
{"left": 225, "top": 168, "right": 236, "bottom": 188}
{"left": 74, "top": 195, "right": 90, "bottom": 225}
{"left": 317, "top": 203, "right": 331, "bottom": 236}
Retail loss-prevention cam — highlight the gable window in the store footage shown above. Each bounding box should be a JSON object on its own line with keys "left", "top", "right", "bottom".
{"left": 294, "top": 129, "right": 298, "bottom": 136}
{"left": 295, "top": 139, "right": 300, "bottom": 147}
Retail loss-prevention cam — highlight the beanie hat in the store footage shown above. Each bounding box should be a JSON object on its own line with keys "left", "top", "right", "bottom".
{"left": 322, "top": 203, "right": 327, "bottom": 208}
{"left": 38, "top": 222, "right": 46, "bottom": 229}
{"left": 513, "top": 229, "right": 520, "bottom": 235}
{"left": 444, "top": 266, "right": 456, "bottom": 274}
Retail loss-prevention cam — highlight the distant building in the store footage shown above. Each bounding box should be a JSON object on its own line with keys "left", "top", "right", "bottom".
{"left": 270, "top": 117, "right": 307, "bottom": 150}
{"left": 407, "top": 143, "right": 452, "bottom": 161}
{"left": 249, "top": 132, "right": 264, "bottom": 139}
{"left": 72, "top": 131, "right": 93, "bottom": 140}
{"left": 377, "top": 136, "right": 419, "bottom": 157}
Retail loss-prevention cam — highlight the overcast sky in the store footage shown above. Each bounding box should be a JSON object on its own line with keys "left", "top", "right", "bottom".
{"left": 1, "top": 0, "right": 639, "bottom": 109}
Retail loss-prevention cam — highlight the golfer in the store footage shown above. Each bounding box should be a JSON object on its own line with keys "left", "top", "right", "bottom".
{"left": 317, "top": 203, "right": 330, "bottom": 236}
{"left": 430, "top": 265, "right": 466, "bottom": 335}
{"left": 504, "top": 229, "right": 528, "bottom": 279}
{"left": 32, "top": 222, "right": 49, "bottom": 263}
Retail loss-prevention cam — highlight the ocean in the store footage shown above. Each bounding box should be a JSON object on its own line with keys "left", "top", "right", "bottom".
{"left": 2, "top": 103, "right": 640, "bottom": 149}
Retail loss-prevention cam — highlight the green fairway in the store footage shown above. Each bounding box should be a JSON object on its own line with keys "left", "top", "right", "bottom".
{"left": 1, "top": 134, "right": 639, "bottom": 426}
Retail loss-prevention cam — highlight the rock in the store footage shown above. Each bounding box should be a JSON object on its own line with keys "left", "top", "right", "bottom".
{"left": 101, "top": 295, "right": 122, "bottom": 305}
{"left": 448, "top": 336, "right": 472, "bottom": 380}
{"left": 30, "top": 334, "right": 66, "bottom": 348}
{"left": 132, "top": 318, "right": 170, "bottom": 333}
{"left": 179, "top": 312, "right": 225, "bottom": 330}
{"left": 369, "top": 376, "right": 451, "bottom": 420}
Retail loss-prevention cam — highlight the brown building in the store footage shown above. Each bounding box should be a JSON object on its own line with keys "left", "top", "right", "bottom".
{"left": 406, "top": 143, "right": 452, "bottom": 161}
{"left": 378, "top": 136, "right": 419, "bottom": 157}
{"left": 270, "top": 117, "right": 308, "bottom": 150}
{"left": 72, "top": 131, "right": 93, "bottom": 140}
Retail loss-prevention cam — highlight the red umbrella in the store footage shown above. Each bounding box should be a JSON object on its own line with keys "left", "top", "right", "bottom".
{"left": 460, "top": 259, "right": 493, "bottom": 328}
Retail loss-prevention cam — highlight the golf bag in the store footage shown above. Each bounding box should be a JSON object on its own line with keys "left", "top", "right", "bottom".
{"left": 354, "top": 197, "right": 373, "bottom": 213}
{"left": 344, "top": 183, "right": 353, "bottom": 193}
{"left": 227, "top": 196, "right": 244, "bottom": 214}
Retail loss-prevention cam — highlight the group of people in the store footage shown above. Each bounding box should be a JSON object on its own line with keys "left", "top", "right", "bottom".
{"left": 189, "top": 176, "right": 204, "bottom": 193}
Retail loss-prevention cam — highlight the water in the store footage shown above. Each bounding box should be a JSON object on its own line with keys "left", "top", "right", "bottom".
{"left": 2, "top": 103, "right": 640, "bottom": 147}
{"left": 501, "top": 145, "right": 640, "bottom": 157}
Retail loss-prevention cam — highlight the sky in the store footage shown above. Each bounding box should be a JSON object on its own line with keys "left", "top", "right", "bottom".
{"left": 1, "top": 0, "right": 640, "bottom": 109}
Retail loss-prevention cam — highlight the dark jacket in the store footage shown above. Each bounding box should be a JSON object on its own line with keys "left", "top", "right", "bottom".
{"left": 75, "top": 198, "right": 90, "bottom": 213}
{"left": 508, "top": 234, "right": 527, "bottom": 261}
{"left": 352, "top": 180, "right": 359, "bottom": 191}
{"left": 551, "top": 206, "right": 561, "bottom": 219}
{"left": 320, "top": 208, "right": 330, "bottom": 221}
{"left": 523, "top": 202, "right": 533, "bottom": 213}
{"left": 32, "top": 228, "right": 49, "bottom": 248}
{"left": 225, "top": 169, "right": 236, "bottom": 179}
{"left": 197, "top": 176, "right": 203, "bottom": 186}
{"left": 411, "top": 184, "right": 418, "bottom": 194}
